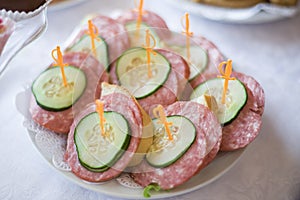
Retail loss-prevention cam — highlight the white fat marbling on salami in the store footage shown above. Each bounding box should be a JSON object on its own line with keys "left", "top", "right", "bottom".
{"left": 29, "top": 98, "right": 74, "bottom": 134}
{"left": 156, "top": 49, "right": 190, "bottom": 96}
{"left": 65, "top": 93, "right": 143, "bottom": 182}
{"left": 131, "top": 101, "right": 222, "bottom": 190}
{"left": 29, "top": 52, "right": 109, "bottom": 134}
{"left": 232, "top": 71, "right": 265, "bottom": 115}
{"left": 220, "top": 87, "right": 262, "bottom": 151}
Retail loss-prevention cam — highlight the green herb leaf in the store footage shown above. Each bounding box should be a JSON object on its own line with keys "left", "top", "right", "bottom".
{"left": 143, "top": 184, "right": 161, "bottom": 198}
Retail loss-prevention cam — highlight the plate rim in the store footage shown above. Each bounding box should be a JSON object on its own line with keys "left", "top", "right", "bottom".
{"left": 164, "top": 0, "right": 300, "bottom": 24}
{"left": 26, "top": 127, "right": 246, "bottom": 199}
{"left": 48, "top": 0, "right": 87, "bottom": 12}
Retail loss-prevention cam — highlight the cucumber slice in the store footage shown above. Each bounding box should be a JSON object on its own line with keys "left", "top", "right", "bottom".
{"left": 67, "top": 35, "right": 109, "bottom": 69}
{"left": 74, "top": 111, "right": 131, "bottom": 172}
{"left": 116, "top": 47, "right": 171, "bottom": 99}
{"left": 125, "top": 22, "right": 160, "bottom": 48}
{"left": 32, "top": 66, "right": 86, "bottom": 111}
{"left": 146, "top": 115, "right": 196, "bottom": 168}
{"left": 168, "top": 45, "right": 208, "bottom": 80}
{"left": 190, "top": 78, "right": 247, "bottom": 124}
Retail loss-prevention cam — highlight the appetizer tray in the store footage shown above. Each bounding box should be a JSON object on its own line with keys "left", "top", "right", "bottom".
{"left": 17, "top": 3, "right": 264, "bottom": 199}
{"left": 165, "top": 0, "right": 300, "bottom": 23}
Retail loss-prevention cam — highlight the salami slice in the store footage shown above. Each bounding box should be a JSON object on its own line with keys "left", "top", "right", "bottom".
{"left": 190, "top": 72, "right": 264, "bottom": 151}
{"left": 65, "top": 92, "right": 143, "bottom": 182}
{"left": 220, "top": 72, "right": 264, "bottom": 151}
{"left": 109, "top": 48, "right": 189, "bottom": 115}
{"left": 131, "top": 101, "right": 221, "bottom": 190}
{"left": 117, "top": 10, "right": 169, "bottom": 40}
{"left": 221, "top": 92, "right": 262, "bottom": 151}
{"left": 66, "top": 15, "right": 130, "bottom": 63}
{"left": 29, "top": 52, "right": 109, "bottom": 134}
{"left": 156, "top": 49, "right": 190, "bottom": 96}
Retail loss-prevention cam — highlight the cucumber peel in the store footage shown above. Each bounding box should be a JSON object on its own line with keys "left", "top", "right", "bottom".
{"left": 116, "top": 47, "right": 171, "bottom": 99}
{"left": 146, "top": 115, "right": 196, "bottom": 168}
{"left": 190, "top": 78, "right": 247, "bottom": 124}
{"left": 74, "top": 111, "right": 131, "bottom": 172}
{"left": 32, "top": 66, "right": 86, "bottom": 112}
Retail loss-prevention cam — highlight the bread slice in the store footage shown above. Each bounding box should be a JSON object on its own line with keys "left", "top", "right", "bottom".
{"left": 101, "top": 82, "right": 153, "bottom": 167}
{"left": 269, "top": 0, "right": 298, "bottom": 6}
{"left": 191, "top": 0, "right": 267, "bottom": 8}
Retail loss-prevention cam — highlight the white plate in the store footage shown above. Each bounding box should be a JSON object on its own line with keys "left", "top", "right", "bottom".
{"left": 22, "top": 118, "right": 245, "bottom": 199}
{"left": 16, "top": 82, "right": 245, "bottom": 199}
{"left": 165, "top": 0, "right": 299, "bottom": 23}
{"left": 48, "top": 0, "right": 87, "bottom": 12}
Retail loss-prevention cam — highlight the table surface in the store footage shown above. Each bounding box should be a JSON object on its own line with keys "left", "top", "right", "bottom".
{"left": 1, "top": 0, "right": 300, "bottom": 199}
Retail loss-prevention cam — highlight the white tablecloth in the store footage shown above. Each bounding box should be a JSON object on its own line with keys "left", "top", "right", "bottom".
{"left": 1, "top": 0, "right": 300, "bottom": 199}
